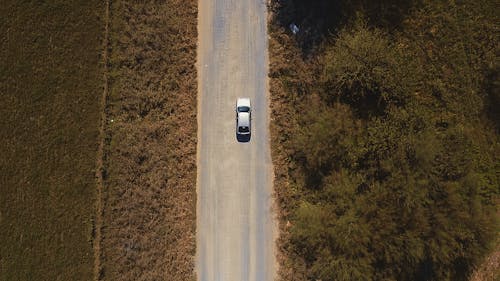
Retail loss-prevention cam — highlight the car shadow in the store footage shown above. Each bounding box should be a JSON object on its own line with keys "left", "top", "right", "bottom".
{"left": 236, "top": 133, "right": 251, "bottom": 143}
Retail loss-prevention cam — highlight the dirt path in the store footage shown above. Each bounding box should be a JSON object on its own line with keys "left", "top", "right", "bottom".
{"left": 93, "top": 0, "right": 109, "bottom": 280}
{"left": 196, "top": 0, "right": 276, "bottom": 280}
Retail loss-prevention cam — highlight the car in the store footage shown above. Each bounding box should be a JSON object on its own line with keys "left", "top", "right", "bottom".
{"left": 236, "top": 98, "right": 251, "bottom": 136}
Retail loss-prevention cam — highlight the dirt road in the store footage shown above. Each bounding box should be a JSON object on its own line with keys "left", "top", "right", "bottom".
{"left": 196, "top": 0, "right": 276, "bottom": 281}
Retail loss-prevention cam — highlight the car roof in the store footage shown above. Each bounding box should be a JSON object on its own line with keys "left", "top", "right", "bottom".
{"left": 237, "top": 98, "right": 251, "bottom": 108}
{"left": 238, "top": 112, "right": 250, "bottom": 127}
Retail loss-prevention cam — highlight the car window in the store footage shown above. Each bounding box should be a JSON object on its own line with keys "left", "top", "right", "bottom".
{"left": 238, "top": 106, "right": 250, "bottom": 112}
{"left": 239, "top": 126, "right": 249, "bottom": 132}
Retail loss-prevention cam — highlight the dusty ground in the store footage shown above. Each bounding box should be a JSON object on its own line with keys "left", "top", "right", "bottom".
{"left": 196, "top": 0, "right": 277, "bottom": 280}
{"left": 469, "top": 245, "right": 500, "bottom": 281}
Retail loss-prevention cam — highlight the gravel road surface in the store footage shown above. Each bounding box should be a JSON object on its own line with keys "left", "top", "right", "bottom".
{"left": 196, "top": 0, "right": 276, "bottom": 281}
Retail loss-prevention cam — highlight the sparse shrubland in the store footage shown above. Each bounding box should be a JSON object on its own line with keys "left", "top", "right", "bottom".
{"left": 269, "top": 0, "right": 499, "bottom": 280}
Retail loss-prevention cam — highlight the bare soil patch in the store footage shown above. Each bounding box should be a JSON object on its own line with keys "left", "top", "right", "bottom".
{"left": 470, "top": 244, "right": 500, "bottom": 281}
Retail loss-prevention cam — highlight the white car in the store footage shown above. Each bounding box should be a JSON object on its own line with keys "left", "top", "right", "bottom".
{"left": 236, "top": 98, "right": 251, "bottom": 135}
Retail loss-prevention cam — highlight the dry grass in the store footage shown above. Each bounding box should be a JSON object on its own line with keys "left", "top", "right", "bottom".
{"left": 0, "top": 0, "right": 197, "bottom": 280}
{"left": 0, "top": 1, "right": 105, "bottom": 280}
{"left": 268, "top": 2, "right": 315, "bottom": 280}
{"left": 100, "top": 0, "right": 198, "bottom": 280}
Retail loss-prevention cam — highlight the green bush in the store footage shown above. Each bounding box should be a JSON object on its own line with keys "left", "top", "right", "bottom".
{"left": 275, "top": 0, "right": 499, "bottom": 280}
{"left": 322, "top": 20, "right": 415, "bottom": 115}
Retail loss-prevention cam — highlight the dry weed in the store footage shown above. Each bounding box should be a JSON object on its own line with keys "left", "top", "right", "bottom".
{"left": 101, "top": 1, "right": 197, "bottom": 280}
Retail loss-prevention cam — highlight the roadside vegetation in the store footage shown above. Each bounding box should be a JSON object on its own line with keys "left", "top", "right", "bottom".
{"left": 269, "top": 0, "right": 499, "bottom": 280}
{"left": 0, "top": 1, "right": 105, "bottom": 280}
{"left": 1, "top": 1, "right": 198, "bottom": 280}
{"left": 100, "top": 0, "right": 198, "bottom": 280}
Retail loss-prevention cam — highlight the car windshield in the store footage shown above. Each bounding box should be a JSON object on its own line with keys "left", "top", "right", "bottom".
{"left": 239, "top": 126, "right": 249, "bottom": 133}
{"left": 238, "top": 106, "right": 250, "bottom": 112}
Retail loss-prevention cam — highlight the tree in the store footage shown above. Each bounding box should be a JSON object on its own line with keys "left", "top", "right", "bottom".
{"left": 322, "top": 20, "right": 412, "bottom": 116}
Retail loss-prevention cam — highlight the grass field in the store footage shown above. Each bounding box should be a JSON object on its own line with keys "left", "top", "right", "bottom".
{"left": 100, "top": 1, "right": 198, "bottom": 280}
{"left": 0, "top": 1, "right": 105, "bottom": 280}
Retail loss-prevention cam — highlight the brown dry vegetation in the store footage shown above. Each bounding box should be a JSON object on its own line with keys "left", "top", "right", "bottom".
{"left": 268, "top": 7, "right": 312, "bottom": 280}
{"left": 100, "top": 0, "right": 198, "bottom": 280}
{"left": 0, "top": 1, "right": 105, "bottom": 280}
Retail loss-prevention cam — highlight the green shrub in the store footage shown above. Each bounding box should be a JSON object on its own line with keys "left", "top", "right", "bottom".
{"left": 274, "top": 1, "right": 499, "bottom": 280}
